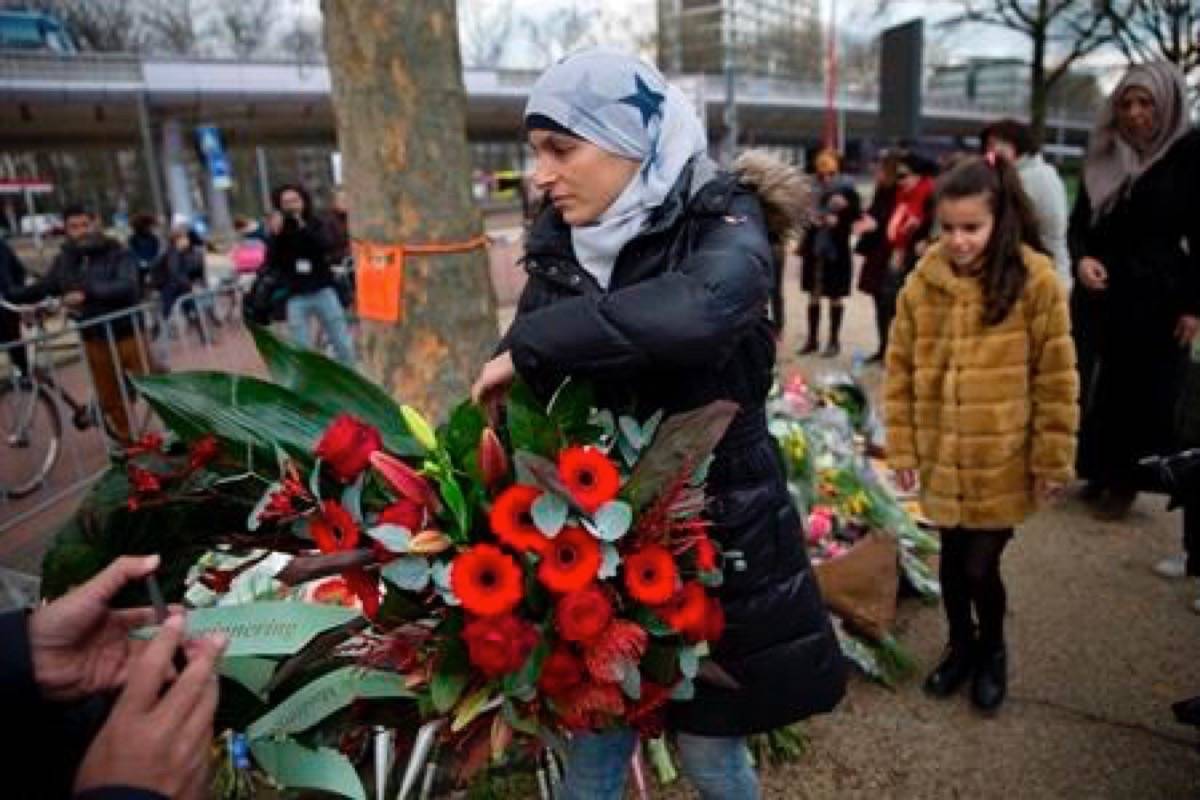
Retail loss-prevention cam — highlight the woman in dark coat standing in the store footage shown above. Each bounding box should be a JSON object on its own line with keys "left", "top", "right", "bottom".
{"left": 798, "top": 150, "right": 861, "bottom": 358}
{"left": 472, "top": 50, "right": 844, "bottom": 800}
{"left": 1069, "top": 62, "right": 1200, "bottom": 521}
{"left": 854, "top": 151, "right": 900, "bottom": 363}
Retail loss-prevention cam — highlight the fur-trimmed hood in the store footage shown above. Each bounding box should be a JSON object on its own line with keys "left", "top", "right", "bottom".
{"left": 733, "top": 149, "right": 810, "bottom": 246}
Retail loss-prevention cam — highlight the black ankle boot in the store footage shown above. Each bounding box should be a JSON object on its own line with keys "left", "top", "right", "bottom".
{"left": 971, "top": 645, "right": 1008, "bottom": 712}
{"left": 924, "top": 640, "right": 975, "bottom": 697}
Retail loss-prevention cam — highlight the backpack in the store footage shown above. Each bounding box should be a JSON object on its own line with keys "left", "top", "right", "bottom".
{"left": 244, "top": 265, "right": 289, "bottom": 325}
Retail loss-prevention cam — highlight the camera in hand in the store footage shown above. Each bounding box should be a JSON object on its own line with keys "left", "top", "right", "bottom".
{"left": 281, "top": 212, "right": 302, "bottom": 234}
{"left": 1139, "top": 448, "right": 1200, "bottom": 509}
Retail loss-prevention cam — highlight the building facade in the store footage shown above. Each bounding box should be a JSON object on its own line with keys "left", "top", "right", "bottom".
{"left": 657, "top": 0, "right": 822, "bottom": 79}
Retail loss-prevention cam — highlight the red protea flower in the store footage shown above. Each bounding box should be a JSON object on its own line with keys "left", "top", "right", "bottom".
{"left": 556, "top": 585, "right": 613, "bottom": 643}
{"left": 583, "top": 619, "right": 648, "bottom": 683}
{"left": 538, "top": 647, "right": 585, "bottom": 697}
{"left": 344, "top": 569, "right": 381, "bottom": 619}
{"left": 557, "top": 682, "right": 627, "bottom": 731}
{"left": 489, "top": 485, "right": 550, "bottom": 554}
{"left": 450, "top": 544, "right": 524, "bottom": 616}
{"left": 316, "top": 414, "right": 383, "bottom": 482}
{"left": 538, "top": 526, "right": 602, "bottom": 593}
{"left": 479, "top": 427, "right": 510, "bottom": 490}
{"left": 311, "top": 576, "right": 358, "bottom": 607}
{"left": 658, "top": 582, "right": 717, "bottom": 643}
{"left": 628, "top": 680, "right": 673, "bottom": 738}
{"left": 462, "top": 614, "right": 539, "bottom": 678}
{"left": 370, "top": 451, "right": 441, "bottom": 510}
{"left": 259, "top": 474, "right": 315, "bottom": 524}
{"left": 693, "top": 535, "right": 719, "bottom": 572}
{"left": 126, "top": 432, "right": 164, "bottom": 457}
{"left": 558, "top": 446, "right": 620, "bottom": 514}
{"left": 623, "top": 545, "right": 678, "bottom": 606}
{"left": 310, "top": 500, "right": 360, "bottom": 553}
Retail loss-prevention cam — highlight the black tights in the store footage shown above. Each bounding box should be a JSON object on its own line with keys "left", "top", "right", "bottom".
{"left": 939, "top": 528, "right": 1013, "bottom": 651}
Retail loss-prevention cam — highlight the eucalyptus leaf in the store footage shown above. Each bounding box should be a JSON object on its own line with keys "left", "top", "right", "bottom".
{"left": 381, "top": 557, "right": 432, "bottom": 592}
{"left": 598, "top": 543, "right": 621, "bottom": 580}
{"left": 592, "top": 500, "right": 632, "bottom": 542}
{"left": 366, "top": 524, "right": 412, "bottom": 554}
{"left": 619, "top": 416, "right": 644, "bottom": 450}
{"left": 619, "top": 664, "right": 642, "bottom": 701}
{"left": 341, "top": 476, "right": 365, "bottom": 524}
{"left": 641, "top": 410, "right": 664, "bottom": 446}
{"left": 679, "top": 646, "right": 700, "bottom": 680}
{"left": 670, "top": 678, "right": 695, "bottom": 701}
{"left": 531, "top": 492, "right": 568, "bottom": 537}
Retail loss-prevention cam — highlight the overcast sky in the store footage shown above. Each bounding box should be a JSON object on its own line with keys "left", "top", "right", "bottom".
{"left": 294, "top": 1, "right": 1121, "bottom": 72}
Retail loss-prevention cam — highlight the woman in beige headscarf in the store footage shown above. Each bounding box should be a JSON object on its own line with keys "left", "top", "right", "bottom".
{"left": 1069, "top": 62, "right": 1200, "bottom": 523}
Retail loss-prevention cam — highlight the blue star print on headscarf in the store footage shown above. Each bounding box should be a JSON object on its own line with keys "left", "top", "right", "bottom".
{"left": 619, "top": 74, "right": 665, "bottom": 128}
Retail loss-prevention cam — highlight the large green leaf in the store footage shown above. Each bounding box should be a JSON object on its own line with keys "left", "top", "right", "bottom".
{"left": 134, "top": 372, "right": 332, "bottom": 468}
{"left": 249, "top": 325, "right": 419, "bottom": 456}
{"left": 507, "top": 379, "right": 559, "bottom": 457}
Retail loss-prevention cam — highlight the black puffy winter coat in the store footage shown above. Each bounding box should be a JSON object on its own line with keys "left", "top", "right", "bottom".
{"left": 502, "top": 157, "right": 846, "bottom": 736}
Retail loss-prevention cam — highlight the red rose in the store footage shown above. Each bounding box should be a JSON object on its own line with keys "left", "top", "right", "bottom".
{"left": 538, "top": 647, "right": 585, "bottom": 697}
{"left": 379, "top": 498, "right": 426, "bottom": 532}
{"left": 316, "top": 414, "right": 383, "bottom": 482}
{"left": 463, "top": 614, "right": 539, "bottom": 678}
{"left": 556, "top": 585, "right": 613, "bottom": 643}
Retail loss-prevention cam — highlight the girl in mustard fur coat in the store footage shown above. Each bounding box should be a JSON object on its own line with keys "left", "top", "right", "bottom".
{"left": 885, "top": 156, "right": 1079, "bottom": 713}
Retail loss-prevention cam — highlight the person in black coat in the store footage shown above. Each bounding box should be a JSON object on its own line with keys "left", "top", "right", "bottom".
{"left": 1069, "top": 62, "right": 1200, "bottom": 522}
{"left": 266, "top": 183, "right": 356, "bottom": 365}
{"left": 471, "top": 50, "right": 844, "bottom": 800}
{"left": 798, "top": 149, "right": 861, "bottom": 358}
{"left": 1, "top": 555, "right": 225, "bottom": 799}
{"left": 853, "top": 151, "right": 900, "bottom": 363}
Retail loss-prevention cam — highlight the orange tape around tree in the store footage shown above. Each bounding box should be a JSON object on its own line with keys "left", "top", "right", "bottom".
{"left": 352, "top": 235, "right": 489, "bottom": 323}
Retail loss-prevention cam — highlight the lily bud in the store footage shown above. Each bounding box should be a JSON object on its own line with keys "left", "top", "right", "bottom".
{"left": 369, "top": 451, "right": 441, "bottom": 511}
{"left": 479, "top": 427, "right": 509, "bottom": 489}
{"left": 409, "top": 530, "right": 452, "bottom": 555}
{"left": 401, "top": 405, "right": 438, "bottom": 452}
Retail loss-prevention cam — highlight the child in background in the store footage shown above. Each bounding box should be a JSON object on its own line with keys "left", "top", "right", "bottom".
{"left": 884, "top": 155, "right": 1079, "bottom": 713}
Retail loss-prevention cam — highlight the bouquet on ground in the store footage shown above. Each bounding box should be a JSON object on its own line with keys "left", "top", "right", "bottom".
{"left": 768, "top": 370, "right": 939, "bottom": 686}
{"left": 44, "top": 326, "right": 738, "bottom": 798}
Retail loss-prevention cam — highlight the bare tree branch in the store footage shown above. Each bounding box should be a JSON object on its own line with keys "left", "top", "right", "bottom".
{"left": 10, "top": 0, "right": 147, "bottom": 52}
{"left": 211, "top": 0, "right": 277, "bottom": 59}
{"left": 458, "top": 0, "right": 514, "bottom": 68}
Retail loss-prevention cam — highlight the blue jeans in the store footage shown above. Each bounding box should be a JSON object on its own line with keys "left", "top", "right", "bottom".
{"left": 561, "top": 729, "right": 759, "bottom": 800}
{"left": 286, "top": 286, "right": 356, "bottom": 365}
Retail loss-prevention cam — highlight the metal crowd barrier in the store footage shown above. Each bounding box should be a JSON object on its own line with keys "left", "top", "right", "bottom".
{"left": 0, "top": 287, "right": 265, "bottom": 545}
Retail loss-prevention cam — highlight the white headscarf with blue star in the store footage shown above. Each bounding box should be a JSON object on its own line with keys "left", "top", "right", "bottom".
{"left": 525, "top": 49, "right": 709, "bottom": 289}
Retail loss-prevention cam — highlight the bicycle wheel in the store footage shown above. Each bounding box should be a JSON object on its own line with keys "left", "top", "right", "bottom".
{"left": 0, "top": 380, "right": 63, "bottom": 499}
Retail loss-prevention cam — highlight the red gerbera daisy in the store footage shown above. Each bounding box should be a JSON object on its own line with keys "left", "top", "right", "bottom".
{"left": 538, "top": 526, "right": 602, "bottom": 594}
{"left": 558, "top": 446, "right": 621, "bottom": 514}
{"left": 556, "top": 585, "right": 613, "bottom": 643}
{"left": 489, "top": 485, "right": 551, "bottom": 554}
{"left": 658, "top": 582, "right": 715, "bottom": 643}
{"left": 451, "top": 544, "right": 525, "bottom": 616}
{"left": 623, "top": 545, "right": 678, "bottom": 606}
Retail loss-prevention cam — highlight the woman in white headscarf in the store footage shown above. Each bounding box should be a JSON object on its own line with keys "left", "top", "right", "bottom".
{"left": 1069, "top": 62, "right": 1200, "bottom": 524}
{"left": 472, "top": 50, "right": 844, "bottom": 799}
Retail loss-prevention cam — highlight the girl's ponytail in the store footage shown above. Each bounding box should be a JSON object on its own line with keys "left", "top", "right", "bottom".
{"left": 936, "top": 155, "right": 1040, "bottom": 325}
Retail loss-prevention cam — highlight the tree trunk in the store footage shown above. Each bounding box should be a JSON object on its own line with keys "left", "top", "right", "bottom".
{"left": 322, "top": 0, "right": 498, "bottom": 422}
{"left": 1029, "top": 16, "right": 1048, "bottom": 149}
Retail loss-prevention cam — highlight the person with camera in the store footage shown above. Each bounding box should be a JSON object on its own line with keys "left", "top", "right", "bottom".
{"left": 2, "top": 555, "right": 226, "bottom": 799}
{"left": 265, "top": 183, "right": 356, "bottom": 366}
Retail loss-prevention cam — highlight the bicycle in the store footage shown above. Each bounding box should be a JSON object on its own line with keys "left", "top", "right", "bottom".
{"left": 0, "top": 297, "right": 154, "bottom": 498}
